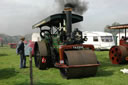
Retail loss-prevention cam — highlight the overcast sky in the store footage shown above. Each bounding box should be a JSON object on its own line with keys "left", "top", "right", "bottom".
{"left": 0, "top": 0, "right": 128, "bottom": 36}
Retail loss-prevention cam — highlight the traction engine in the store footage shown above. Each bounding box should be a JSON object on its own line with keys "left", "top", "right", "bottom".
{"left": 109, "top": 24, "right": 128, "bottom": 64}
{"left": 33, "top": 7, "right": 100, "bottom": 78}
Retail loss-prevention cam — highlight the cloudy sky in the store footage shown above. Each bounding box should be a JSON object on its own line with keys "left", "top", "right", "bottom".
{"left": 0, "top": 0, "right": 128, "bottom": 36}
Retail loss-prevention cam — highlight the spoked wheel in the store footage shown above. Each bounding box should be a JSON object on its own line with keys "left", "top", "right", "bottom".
{"left": 34, "top": 41, "right": 48, "bottom": 70}
{"left": 60, "top": 50, "right": 99, "bottom": 79}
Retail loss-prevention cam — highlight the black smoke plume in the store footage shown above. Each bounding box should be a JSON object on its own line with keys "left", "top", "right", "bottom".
{"left": 55, "top": 0, "right": 88, "bottom": 15}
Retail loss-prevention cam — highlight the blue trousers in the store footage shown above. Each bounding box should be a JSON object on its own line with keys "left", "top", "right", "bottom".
{"left": 20, "top": 53, "right": 26, "bottom": 68}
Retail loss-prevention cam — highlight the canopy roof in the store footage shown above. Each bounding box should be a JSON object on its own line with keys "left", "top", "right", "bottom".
{"left": 33, "top": 13, "right": 83, "bottom": 29}
{"left": 108, "top": 24, "right": 128, "bottom": 29}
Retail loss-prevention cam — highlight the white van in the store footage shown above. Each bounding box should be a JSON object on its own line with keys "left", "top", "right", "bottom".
{"left": 83, "top": 31, "right": 115, "bottom": 50}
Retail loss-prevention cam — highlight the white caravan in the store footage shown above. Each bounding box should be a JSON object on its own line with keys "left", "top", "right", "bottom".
{"left": 83, "top": 31, "right": 115, "bottom": 50}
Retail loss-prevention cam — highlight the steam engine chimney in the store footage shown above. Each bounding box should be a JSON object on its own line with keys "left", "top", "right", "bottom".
{"left": 64, "top": 5, "right": 72, "bottom": 38}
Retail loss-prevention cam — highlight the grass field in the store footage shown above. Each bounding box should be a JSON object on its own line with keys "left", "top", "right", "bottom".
{"left": 0, "top": 46, "right": 128, "bottom": 85}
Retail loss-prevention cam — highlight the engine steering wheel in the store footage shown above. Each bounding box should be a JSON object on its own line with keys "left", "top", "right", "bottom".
{"left": 40, "top": 30, "right": 51, "bottom": 39}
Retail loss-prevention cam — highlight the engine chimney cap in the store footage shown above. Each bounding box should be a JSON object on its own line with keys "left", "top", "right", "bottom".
{"left": 64, "top": 3, "right": 73, "bottom": 11}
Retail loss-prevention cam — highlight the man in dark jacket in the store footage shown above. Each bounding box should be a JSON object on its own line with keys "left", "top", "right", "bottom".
{"left": 16, "top": 37, "right": 26, "bottom": 68}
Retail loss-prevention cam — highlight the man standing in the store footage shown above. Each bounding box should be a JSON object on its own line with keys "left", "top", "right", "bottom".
{"left": 16, "top": 37, "right": 26, "bottom": 68}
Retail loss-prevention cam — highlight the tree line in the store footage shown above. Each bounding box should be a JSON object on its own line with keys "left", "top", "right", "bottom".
{"left": 0, "top": 33, "right": 32, "bottom": 45}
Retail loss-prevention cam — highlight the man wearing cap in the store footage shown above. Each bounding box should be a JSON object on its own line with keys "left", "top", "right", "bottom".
{"left": 16, "top": 37, "right": 26, "bottom": 68}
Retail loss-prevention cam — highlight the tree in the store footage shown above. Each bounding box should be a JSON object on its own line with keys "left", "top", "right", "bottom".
{"left": 104, "top": 22, "right": 124, "bottom": 36}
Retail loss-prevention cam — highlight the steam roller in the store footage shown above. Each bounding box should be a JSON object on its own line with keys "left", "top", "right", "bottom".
{"left": 108, "top": 24, "right": 128, "bottom": 64}
{"left": 33, "top": 7, "right": 100, "bottom": 78}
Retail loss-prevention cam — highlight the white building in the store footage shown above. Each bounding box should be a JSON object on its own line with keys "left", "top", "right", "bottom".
{"left": 83, "top": 31, "right": 115, "bottom": 50}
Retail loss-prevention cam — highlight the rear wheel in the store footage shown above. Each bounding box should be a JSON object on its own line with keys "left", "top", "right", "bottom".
{"left": 109, "top": 46, "right": 128, "bottom": 64}
{"left": 34, "top": 41, "right": 48, "bottom": 70}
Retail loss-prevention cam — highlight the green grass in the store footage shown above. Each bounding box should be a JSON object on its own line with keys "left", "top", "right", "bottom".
{"left": 0, "top": 46, "right": 128, "bottom": 85}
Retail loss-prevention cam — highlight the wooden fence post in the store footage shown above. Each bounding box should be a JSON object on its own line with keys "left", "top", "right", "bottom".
{"left": 29, "top": 51, "right": 33, "bottom": 85}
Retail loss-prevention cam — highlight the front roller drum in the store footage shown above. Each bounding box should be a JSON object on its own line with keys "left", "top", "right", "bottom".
{"left": 109, "top": 46, "right": 128, "bottom": 64}
{"left": 60, "top": 50, "right": 99, "bottom": 78}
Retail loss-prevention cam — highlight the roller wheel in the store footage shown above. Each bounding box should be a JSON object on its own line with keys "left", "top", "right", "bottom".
{"left": 60, "top": 50, "right": 98, "bottom": 79}
{"left": 109, "top": 46, "right": 128, "bottom": 64}
{"left": 34, "top": 41, "right": 48, "bottom": 69}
